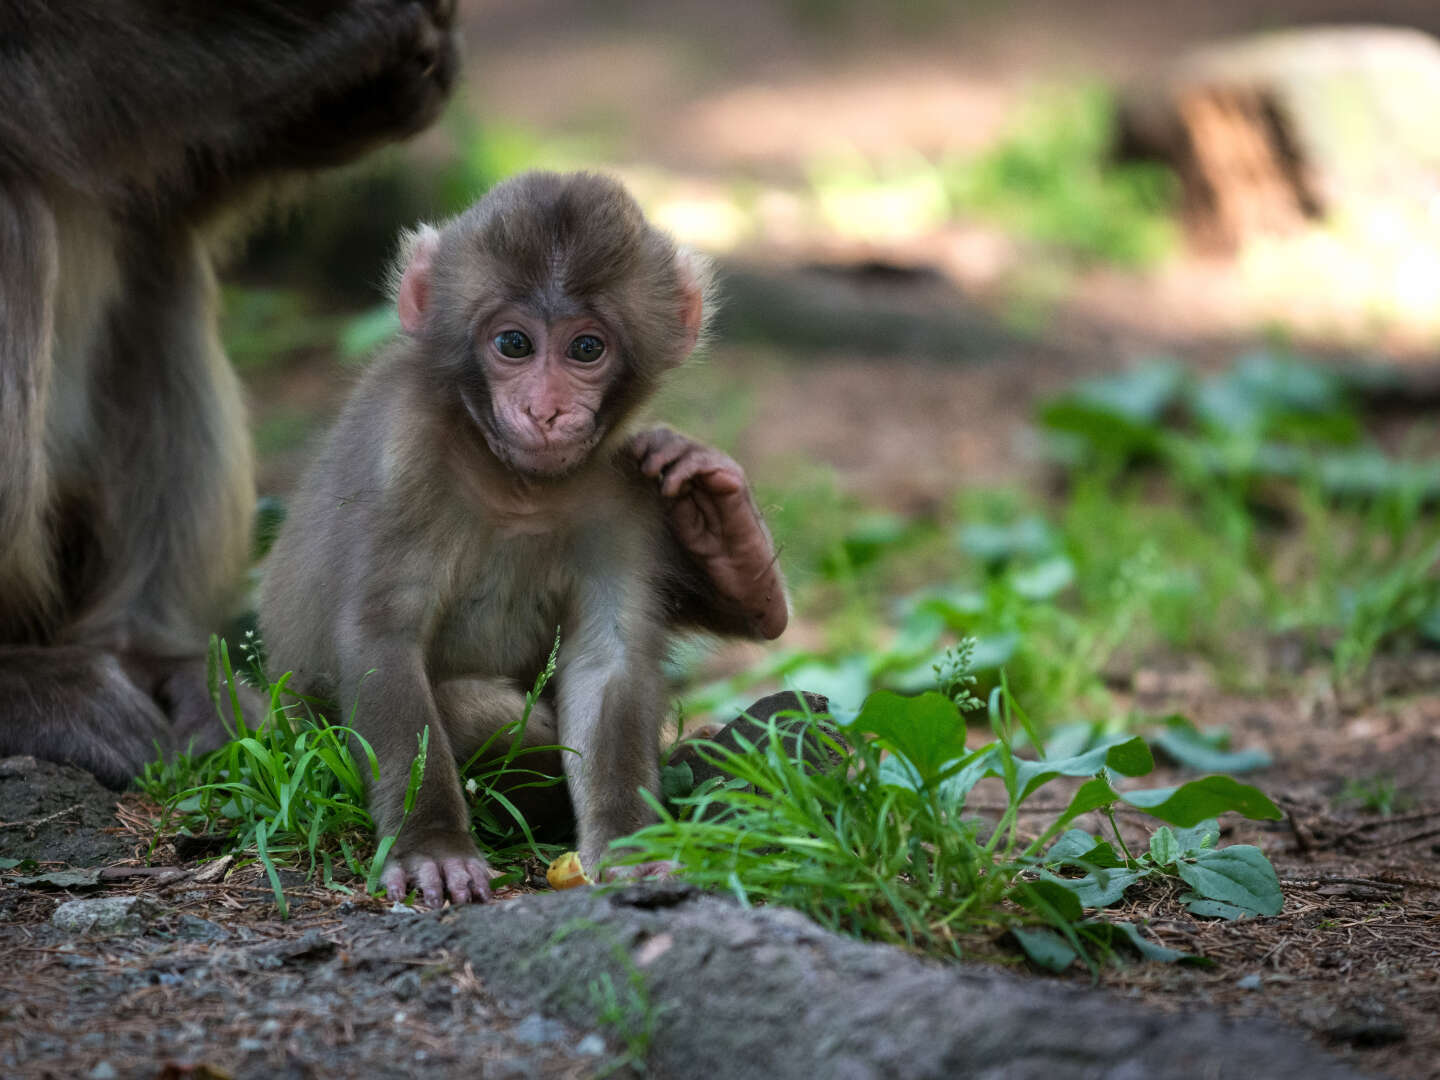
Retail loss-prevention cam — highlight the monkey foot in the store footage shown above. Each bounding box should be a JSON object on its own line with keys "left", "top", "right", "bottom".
{"left": 383, "top": 850, "right": 495, "bottom": 908}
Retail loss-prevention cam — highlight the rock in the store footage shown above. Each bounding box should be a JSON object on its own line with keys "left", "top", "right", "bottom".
{"left": 52, "top": 896, "right": 163, "bottom": 936}
{"left": 509, "top": 1012, "right": 570, "bottom": 1047}
{"left": 0, "top": 757, "right": 131, "bottom": 865}
{"left": 394, "top": 886, "right": 1369, "bottom": 1080}
{"left": 670, "top": 690, "right": 839, "bottom": 802}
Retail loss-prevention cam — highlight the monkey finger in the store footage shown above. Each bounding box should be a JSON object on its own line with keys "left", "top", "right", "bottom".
{"left": 661, "top": 457, "right": 744, "bottom": 499}
{"left": 440, "top": 856, "right": 493, "bottom": 905}
{"left": 639, "top": 440, "right": 692, "bottom": 481}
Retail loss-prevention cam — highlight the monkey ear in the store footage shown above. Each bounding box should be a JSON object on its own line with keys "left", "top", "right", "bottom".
{"left": 674, "top": 247, "right": 714, "bottom": 354}
{"left": 394, "top": 225, "right": 441, "bottom": 335}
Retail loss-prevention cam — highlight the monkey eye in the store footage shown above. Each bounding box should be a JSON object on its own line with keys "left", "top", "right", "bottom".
{"left": 566, "top": 334, "right": 606, "bottom": 363}
{"left": 493, "top": 330, "right": 533, "bottom": 358}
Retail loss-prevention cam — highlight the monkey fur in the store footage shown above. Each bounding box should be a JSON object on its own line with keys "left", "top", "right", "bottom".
{"left": 0, "top": 1, "right": 459, "bottom": 786}
{"left": 259, "top": 171, "right": 787, "bottom": 906}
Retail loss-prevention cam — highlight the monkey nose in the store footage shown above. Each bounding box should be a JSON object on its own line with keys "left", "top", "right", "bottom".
{"left": 527, "top": 404, "right": 564, "bottom": 429}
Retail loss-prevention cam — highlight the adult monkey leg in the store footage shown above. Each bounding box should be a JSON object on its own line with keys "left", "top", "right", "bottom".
{"left": 0, "top": 0, "right": 459, "bottom": 785}
{"left": 0, "top": 182, "right": 173, "bottom": 785}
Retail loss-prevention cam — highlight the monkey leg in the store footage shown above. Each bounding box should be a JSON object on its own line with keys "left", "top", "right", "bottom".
{"left": 0, "top": 646, "right": 173, "bottom": 788}
{"left": 433, "top": 677, "right": 572, "bottom": 837}
{"left": 56, "top": 232, "right": 261, "bottom": 758}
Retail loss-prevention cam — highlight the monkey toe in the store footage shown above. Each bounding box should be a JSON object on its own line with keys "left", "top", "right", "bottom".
{"left": 387, "top": 848, "right": 494, "bottom": 908}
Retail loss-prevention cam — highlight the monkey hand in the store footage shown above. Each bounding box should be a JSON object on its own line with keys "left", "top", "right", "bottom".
{"left": 268, "top": 0, "right": 459, "bottom": 168}
{"left": 630, "top": 427, "right": 788, "bottom": 640}
{"left": 382, "top": 831, "right": 495, "bottom": 908}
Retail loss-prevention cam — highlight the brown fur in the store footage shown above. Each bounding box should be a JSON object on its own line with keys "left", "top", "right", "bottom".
{"left": 0, "top": 0, "right": 458, "bottom": 786}
{"left": 259, "top": 172, "right": 779, "bottom": 906}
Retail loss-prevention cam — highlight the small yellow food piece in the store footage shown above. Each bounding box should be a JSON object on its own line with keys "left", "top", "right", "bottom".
{"left": 546, "top": 851, "right": 593, "bottom": 890}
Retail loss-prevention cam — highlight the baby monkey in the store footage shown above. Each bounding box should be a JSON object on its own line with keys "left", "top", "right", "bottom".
{"left": 259, "top": 171, "right": 786, "bottom": 907}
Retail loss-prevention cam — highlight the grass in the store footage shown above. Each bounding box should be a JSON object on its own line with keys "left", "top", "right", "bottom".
{"left": 619, "top": 643, "right": 1284, "bottom": 972}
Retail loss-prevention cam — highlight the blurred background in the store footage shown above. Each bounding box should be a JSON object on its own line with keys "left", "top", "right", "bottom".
{"left": 234, "top": 0, "right": 1440, "bottom": 725}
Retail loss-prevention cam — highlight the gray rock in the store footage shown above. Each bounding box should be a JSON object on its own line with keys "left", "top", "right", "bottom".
{"left": 396, "top": 884, "right": 1370, "bottom": 1080}
{"left": 509, "top": 1012, "right": 570, "bottom": 1046}
{"left": 52, "top": 896, "right": 163, "bottom": 936}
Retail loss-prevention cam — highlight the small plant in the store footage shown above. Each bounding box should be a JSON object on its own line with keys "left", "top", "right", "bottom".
{"left": 619, "top": 640, "right": 1283, "bottom": 972}
{"left": 1335, "top": 774, "right": 1413, "bottom": 817}
{"left": 143, "top": 634, "right": 565, "bottom": 911}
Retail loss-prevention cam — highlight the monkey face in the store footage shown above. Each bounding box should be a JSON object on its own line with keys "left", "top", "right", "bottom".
{"left": 465, "top": 310, "right": 619, "bottom": 477}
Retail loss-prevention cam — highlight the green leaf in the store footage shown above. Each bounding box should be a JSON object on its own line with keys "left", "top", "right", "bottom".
{"left": 1038, "top": 866, "right": 1146, "bottom": 908}
{"left": 1010, "top": 926, "right": 1078, "bottom": 973}
{"left": 1093, "top": 920, "right": 1210, "bottom": 965}
{"left": 1058, "top": 775, "right": 1122, "bottom": 826}
{"left": 786, "top": 656, "right": 872, "bottom": 713}
{"left": 1181, "top": 896, "right": 1256, "bottom": 920}
{"left": 956, "top": 517, "right": 1056, "bottom": 564}
{"left": 1148, "top": 826, "right": 1180, "bottom": 867}
{"left": 1010, "top": 735, "right": 1153, "bottom": 803}
{"left": 1015, "top": 877, "right": 1085, "bottom": 923}
{"left": 660, "top": 761, "right": 694, "bottom": 802}
{"left": 1045, "top": 829, "right": 1107, "bottom": 864}
{"left": 1151, "top": 716, "right": 1271, "bottom": 774}
{"left": 1171, "top": 818, "right": 1221, "bottom": 854}
{"left": 1175, "top": 846, "right": 1283, "bottom": 917}
{"left": 1120, "top": 776, "right": 1283, "bottom": 825}
{"left": 847, "top": 690, "right": 968, "bottom": 786}
{"left": 1009, "top": 555, "right": 1076, "bottom": 600}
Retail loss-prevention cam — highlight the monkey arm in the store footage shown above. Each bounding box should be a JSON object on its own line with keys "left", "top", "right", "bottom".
{"left": 0, "top": 2, "right": 456, "bottom": 202}
{"left": 629, "top": 428, "right": 790, "bottom": 641}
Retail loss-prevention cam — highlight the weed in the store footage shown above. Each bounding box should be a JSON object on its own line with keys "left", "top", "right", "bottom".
{"left": 621, "top": 641, "right": 1283, "bottom": 973}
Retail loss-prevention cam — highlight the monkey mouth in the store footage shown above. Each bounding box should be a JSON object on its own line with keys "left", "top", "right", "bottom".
{"left": 492, "top": 436, "right": 599, "bottom": 479}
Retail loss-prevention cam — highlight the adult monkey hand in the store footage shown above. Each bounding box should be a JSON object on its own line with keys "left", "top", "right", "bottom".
{"left": 631, "top": 427, "right": 790, "bottom": 642}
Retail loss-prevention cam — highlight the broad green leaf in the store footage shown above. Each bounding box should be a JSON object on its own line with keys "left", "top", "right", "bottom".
{"left": 1175, "top": 846, "right": 1282, "bottom": 917}
{"left": 1010, "top": 926, "right": 1077, "bottom": 973}
{"left": 1010, "top": 555, "right": 1076, "bottom": 600}
{"left": 1015, "top": 877, "right": 1085, "bottom": 923}
{"left": 1045, "top": 829, "right": 1105, "bottom": 863}
{"left": 957, "top": 517, "right": 1056, "bottom": 564}
{"left": 1181, "top": 896, "right": 1256, "bottom": 920}
{"left": 848, "top": 690, "right": 968, "bottom": 786}
{"left": 1151, "top": 716, "right": 1271, "bottom": 774}
{"left": 1093, "top": 920, "right": 1209, "bottom": 965}
{"left": 1010, "top": 735, "right": 1153, "bottom": 803}
{"left": 1038, "top": 867, "right": 1145, "bottom": 908}
{"left": 1120, "top": 776, "right": 1282, "bottom": 825}
{"left": 1171, "top": 819, "right": 1221, "bottom": 854}
{"left": 1148, "top": 826, "right": 1180, "bottom": 867}
{"left": 1058, "top": 775, "right": 1122, "bottom": 826}
{"left": 936, "top": 746, "right": 1000, "bottom": 806}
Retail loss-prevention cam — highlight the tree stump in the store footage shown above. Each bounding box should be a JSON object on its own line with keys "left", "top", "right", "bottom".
{"left": 1119, "top": 25, "right": 1440, "bottom": 250}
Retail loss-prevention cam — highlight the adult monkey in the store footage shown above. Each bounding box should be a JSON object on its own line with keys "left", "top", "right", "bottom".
{"left": 0, "top": 1, "right": 462, "bottom": 786}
